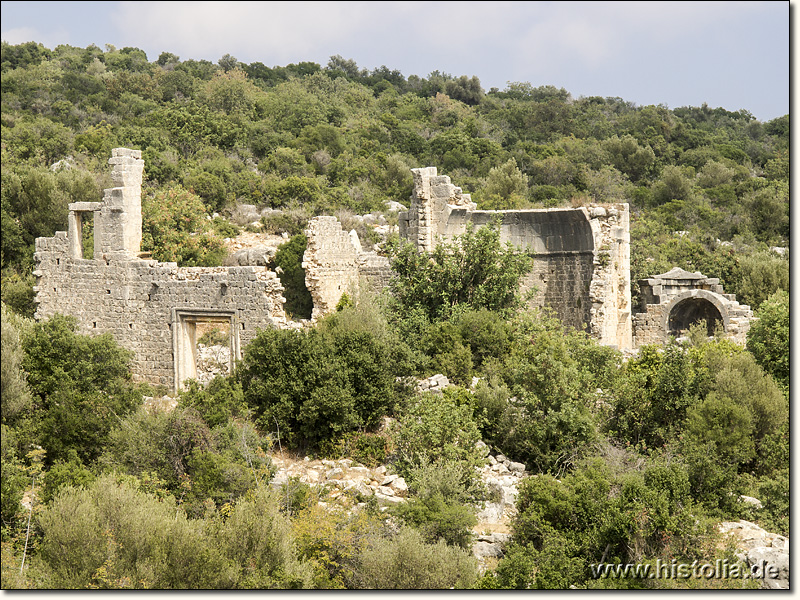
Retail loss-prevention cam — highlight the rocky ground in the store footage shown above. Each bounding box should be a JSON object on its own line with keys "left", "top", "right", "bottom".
{"left": 718, "top": 520, "right": 789, "bottom": 589}
{"left": 141, "top": 377, "right": 790, "bottom": 585}
{"left": 265, "top": 437, "right": 526, "bottom": 572}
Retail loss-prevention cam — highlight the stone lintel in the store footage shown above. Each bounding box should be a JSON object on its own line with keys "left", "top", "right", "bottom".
{"left": 69, "top": 202, "right": 102, "bottom": 212}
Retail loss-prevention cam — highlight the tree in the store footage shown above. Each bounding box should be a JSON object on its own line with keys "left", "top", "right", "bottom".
{"left": 21, "top": 314, "right": 141, "bottom": 464}
{"left": 141, "top": 186, "right": 227, "bottom": 266}
{"left": 746, "top": 290, "right": 789, "bottom": 389}
{"left": 386, "top": 219, "right": 533, "bottom": 322}
{"left": 480, "top": 158, "right": 529, "bottom": 205}
{"left": 237, "top": 317, "right": 397, "bottom": 450}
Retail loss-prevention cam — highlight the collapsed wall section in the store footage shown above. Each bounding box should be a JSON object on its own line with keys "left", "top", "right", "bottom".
{"left": 302, "top": 216, "right": 391, "bottom": 320}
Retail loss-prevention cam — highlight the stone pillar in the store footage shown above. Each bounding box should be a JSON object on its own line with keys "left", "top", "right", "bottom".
{"left": 96, "top": 148, "right": 144, "bottom": 257}
{"left": 68, "top": 210, "right": 82, "bottom": 259}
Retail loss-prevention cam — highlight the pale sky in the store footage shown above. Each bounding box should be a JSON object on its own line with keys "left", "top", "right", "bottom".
{"left": 1, "top": 1, "right": 790, "bottom": 121}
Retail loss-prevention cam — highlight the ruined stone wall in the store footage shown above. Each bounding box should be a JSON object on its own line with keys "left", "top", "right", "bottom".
{"left": 303, "top": 216, "right": 391, "bottom": 320}
{"left": 34, "top": 149, "right": 287, "bottom": 391}
{"left": 34, "top": 240, "right": 287, "bottom": 390}
{"left": 303, "top": 217, "right": 361, "bottom": 319}
{"left": 398, "top": 167, "right": 633, "bottom": 349}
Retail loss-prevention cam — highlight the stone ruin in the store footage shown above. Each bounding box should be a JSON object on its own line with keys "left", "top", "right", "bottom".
{"left": 33, "top": 149, "right": 754, "bottom": 391}
{"left": 633, "top": 267, "right": 752, "bottom": 345}
{"left": 398, "top": 167, "right": 633, "bottom": 349}
{"left": 34, "top": 149, "right": 288, "bottom": 392}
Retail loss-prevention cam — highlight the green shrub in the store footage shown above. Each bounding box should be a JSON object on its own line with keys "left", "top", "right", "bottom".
{"left": 179, "top": 376, "right": 247, "bottom": 429}
{"left": 238, "top": 323, "right": 397, "bottom": 450}
{"left": 318, "top": 431, "right": 387, "bottom": 467}
{"left": 746, "top": 289, "right": 789, "bottom": 389}
{"left": 141, "top": 185, "right": 227, "bottom": 266}
{"left": 392, "top": 388, "right": 483, "bottom": 481}
{"left": 386, "top": 218, "right": 533, "bottom": 322}
{"left": 351, "top": 527, "right": 478, "bottom": 589}
{"left": 21, "top": 315, "right": 142, "bottom": 465}
{"left": 40, "top": 451, "right": 95, "bottom": 504}
{"left": 1, "top": 304, "right": 32, "bottom": 427}
{"left": 36, "top": 474, "right": 238, "bottom": 589}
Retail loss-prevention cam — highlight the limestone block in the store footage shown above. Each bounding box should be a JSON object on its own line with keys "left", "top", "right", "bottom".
{"left": 389, "top": 477, "right": 408, "bottom": 495}
{"left": 473, "top": 541, "right": 504, "bottom": 559}
{"left": 507, "top": 461, "right": 526, "bottom": 474}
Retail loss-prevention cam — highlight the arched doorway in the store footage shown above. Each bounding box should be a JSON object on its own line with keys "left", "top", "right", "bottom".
{"left": 667, "top": 297, "right": 723, "bottom": 337}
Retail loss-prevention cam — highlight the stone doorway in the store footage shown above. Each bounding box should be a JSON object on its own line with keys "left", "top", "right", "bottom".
{"left": 172, "top": 308, "right": 240, "bottom": 392}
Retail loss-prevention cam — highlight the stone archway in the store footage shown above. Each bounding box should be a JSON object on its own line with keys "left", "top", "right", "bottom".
{"left": 667, "top": 296, "right": 723, "bottom": 337}
{"left": 660, "top": 289, "right": 730, "bottom": 339}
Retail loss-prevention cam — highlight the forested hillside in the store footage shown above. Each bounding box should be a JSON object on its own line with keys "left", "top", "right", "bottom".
{"left": 0, "top": 42, "right": 789, "bottom": 589}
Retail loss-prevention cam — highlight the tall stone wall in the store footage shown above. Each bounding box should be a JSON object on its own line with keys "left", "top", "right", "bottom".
{"left": 398, "top": 167, "right": 633, "bottom": 349}
{"left": 34, "top": 149, "right": 288, "bottom": 391}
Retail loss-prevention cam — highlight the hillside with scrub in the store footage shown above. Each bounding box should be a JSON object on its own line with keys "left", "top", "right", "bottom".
{"left": 0, "top": 42, "right": 789, "bottom": 589}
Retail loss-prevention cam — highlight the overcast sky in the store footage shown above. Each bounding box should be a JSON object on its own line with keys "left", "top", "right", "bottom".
{"left": 1, "top": 1, "right": 790, "bottom": 121}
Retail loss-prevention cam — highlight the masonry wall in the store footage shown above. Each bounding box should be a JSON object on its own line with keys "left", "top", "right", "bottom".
{"left": 303, "top": 216, "right": 391, "bottom": 320}
{"left": 34, "top": 235, "right": 287, "bottom": 389}
{"left": 399, "top": 168, "right": 633, "bottom": 349}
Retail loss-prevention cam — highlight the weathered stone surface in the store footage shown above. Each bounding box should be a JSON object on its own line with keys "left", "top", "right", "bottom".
{"left": 390, "top": 477, "right": 408, "bottom": 495}
{"left": 230, "top": 246, "right": 277, "bottom": 266}
{"left": 740, "top": 495, "right": 763, "bottom": 509}
{"left": 417, "top": 373, "right": 451, "bottom": 393}
{"left": 302, "top": 216, "right": 391, "bottom": 320}
{"left": 473, "top": 541, "right": 504, "bottom": 559}
{"left": 718, "top": 520, "right": 789, "bottom": 589}
{"left": 507, "top": 461, "right": 526, "bottom": 473}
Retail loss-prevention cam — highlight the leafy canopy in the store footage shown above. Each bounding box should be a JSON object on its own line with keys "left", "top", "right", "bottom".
{"left": 386, "top": 219, "right": 533, "bottom": 322}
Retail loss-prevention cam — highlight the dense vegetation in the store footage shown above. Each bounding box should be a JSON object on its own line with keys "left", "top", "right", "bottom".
{"left": 0, "top": 41, "right": 789, "bottom": 589}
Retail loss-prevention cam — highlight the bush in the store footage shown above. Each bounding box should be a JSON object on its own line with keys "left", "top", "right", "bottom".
{"left": 499, "top": 457, "right": 715, "bottom": 588}
{"left": 238, "top": 322, "right": 397, "bottom": 451}
{"left": 351, "top": 527, "right": 478, "bottom": 589}
{"left": 386, "top": 218, "right": 533, "bottom": 322}
{"left": 179, "top": 376, "right": 247, "bottom": 429}
{"left": 102, "top": 407, "right": 271, "bottom": 513}
{"left": 746, "top": 289, "right": 789, "bottom": 389}
{"left": 1, "top": 304, "right": 32, "bottom": 427}
{"left": 392, "top": 389, "right": 483, "bottom": 482}
{"left": 141, "top": 185, "right": 227, "bottom": 266}
{"left": 21, "top": 314, "right": 142, "bottom": 465}
{"left": 492, "top": 311, "right": 601, "bottom": 474}
{"left": 392, "top": 456, "right": 482, "bottom": 549}
{"left": 36, "top": 474, "right": 238, "bottom": 589}
{"left": 213, "top": 486, "right": 314, "bottom": 588}
{"left": 40, "top": 451, "right": 96, "bottom": 505}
